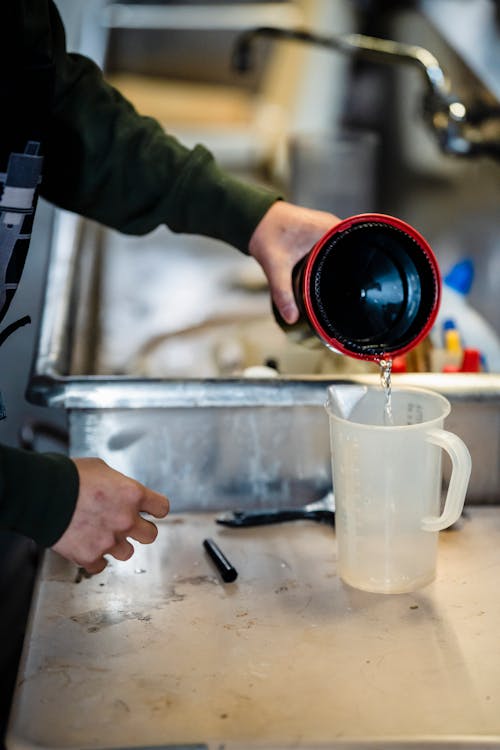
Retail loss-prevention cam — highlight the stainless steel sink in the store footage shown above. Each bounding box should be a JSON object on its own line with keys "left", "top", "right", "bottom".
{"left": 27, "top": 209, "right": 500, "bottom": 509}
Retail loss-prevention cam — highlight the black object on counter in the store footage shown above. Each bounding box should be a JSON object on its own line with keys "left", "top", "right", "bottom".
{"left": 216, "top": 507, "right": 334, "bottom": 527}
{"left": 203, "top": 538, "right": 238, "bottom": 582}
{"left": 216, "top": 492, "right": 335, "bottom": 528}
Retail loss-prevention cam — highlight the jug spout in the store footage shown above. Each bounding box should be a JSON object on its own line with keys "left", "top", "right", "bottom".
{"left": 325, "top": 384, "right": 368, "bottom": 420}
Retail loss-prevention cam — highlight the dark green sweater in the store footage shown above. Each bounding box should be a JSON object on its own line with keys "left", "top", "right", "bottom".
{"left": 0, "top": 0, "right": 280, "bottom": 546}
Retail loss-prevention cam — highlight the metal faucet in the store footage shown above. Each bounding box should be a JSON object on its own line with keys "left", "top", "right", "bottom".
{"left": 232, "top": 26, "right": 500, "bottom": 160}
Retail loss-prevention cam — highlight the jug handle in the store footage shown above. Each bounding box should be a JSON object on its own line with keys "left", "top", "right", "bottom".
{"left": 421, "top": 428, "right": 472, "bottom": 532}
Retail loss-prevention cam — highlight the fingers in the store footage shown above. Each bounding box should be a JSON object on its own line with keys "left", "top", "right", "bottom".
{"left": 247, "top": 200, "right": 342, "bottom": 325}
{"left": 273, "top": 288, "right": 299, "bottom": 325}
{"left": 83, "top": 518, "right": 161, "bottom": 570}
{"left": 254, "top": 245, "right": 299, "bottom": 325}
{"left": 88, "top": 512, "right": 161, "bottom": 566}
{"left": 79, "top": 530, "right": 150, "bottom": 572}
{"left": 140, "top": 488, "right": 170, "bottom": 519}
{"left": 52, "top": 456, "right": 171, "bottom": 576}
{"left": 248, "top": 253, "right": 298, "bottom": 326}
{"left": 82, "top": 558, "right": 108, "bottom": 576}
{"left": 128, "top": 516, "right": 159, "bottom": 545}
{"left": 78, "top": 526, "right": 154, "bottom": 574}
{"left": 108, "top": 538, "right": 135, "bottom": 562}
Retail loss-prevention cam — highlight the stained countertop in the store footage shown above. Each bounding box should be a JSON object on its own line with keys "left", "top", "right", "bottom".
{"left": 7, "top": 506, "right": 500, "bottom": 749}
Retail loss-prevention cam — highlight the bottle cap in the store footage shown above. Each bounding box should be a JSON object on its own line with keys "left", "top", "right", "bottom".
{"left": 444, "top": 259, "right": 474, "bottom": 295}
{"left": 391, "top": 355, "right": 407, "bottom": 373}
{"left": 300, "top": 214, "right": 441, "bottom": 360}
{"left": 460, "top": 348, "right": 481, "bottom": 373}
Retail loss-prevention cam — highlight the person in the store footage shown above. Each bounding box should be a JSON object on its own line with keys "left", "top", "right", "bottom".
{"left": 0, "top": 0, "right": 340, "bottom": 576}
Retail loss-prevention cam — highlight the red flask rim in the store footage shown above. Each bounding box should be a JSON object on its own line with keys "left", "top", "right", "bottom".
{"left": 301, "top": 213, "right": 442, "bottom": 361}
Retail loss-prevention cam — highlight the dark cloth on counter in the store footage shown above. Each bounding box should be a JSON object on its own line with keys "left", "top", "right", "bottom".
{"left": 0, "top": 0, "right": 281, "bottom": 547}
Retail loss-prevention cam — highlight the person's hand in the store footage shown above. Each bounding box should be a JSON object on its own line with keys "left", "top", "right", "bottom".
{"left": 248, "top": 201, "right": 341, "bottom": 324}
{"left": 51, "top": 457, "right": 170, "bottom": 574}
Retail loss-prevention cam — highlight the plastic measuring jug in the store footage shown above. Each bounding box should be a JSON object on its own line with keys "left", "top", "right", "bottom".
{"left": 325, "top": 385, "right": 471, "bottom": 594}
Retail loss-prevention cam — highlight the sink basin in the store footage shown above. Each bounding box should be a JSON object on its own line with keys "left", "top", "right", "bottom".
{"left": 27, "top": 210, "right": 500, "bottom": 509}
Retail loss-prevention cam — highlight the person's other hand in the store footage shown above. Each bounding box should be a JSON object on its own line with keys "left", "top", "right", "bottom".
{"left": 51, "top": 457, "right": 170, "bottom": 574}
{"left": 248, "top": 201, "right": 341, "bottom": 324}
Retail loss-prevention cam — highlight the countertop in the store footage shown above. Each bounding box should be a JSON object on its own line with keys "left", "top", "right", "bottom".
{"left": 7, "top": 507, "right": 500, "bottom": 749}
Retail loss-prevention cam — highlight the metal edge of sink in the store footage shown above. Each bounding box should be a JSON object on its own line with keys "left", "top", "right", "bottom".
{"left": 27, "top": 209, "right": 500, "bottom": 409}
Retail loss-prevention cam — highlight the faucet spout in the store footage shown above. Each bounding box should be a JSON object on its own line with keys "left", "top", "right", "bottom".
{"left": 233, "top": 26, "right": 500, "bottom": 161}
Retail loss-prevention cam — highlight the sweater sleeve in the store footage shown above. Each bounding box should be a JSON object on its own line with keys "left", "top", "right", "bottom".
{"left": 0, "top": 445, "right": 79, "bottom": 547}
{"left": 40, "top": 1, "right": 280, "bottom": 253}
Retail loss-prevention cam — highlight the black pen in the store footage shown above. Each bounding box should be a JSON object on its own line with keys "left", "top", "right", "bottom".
{"left": 203, "top": 538, "right": 238, "bottom": 583}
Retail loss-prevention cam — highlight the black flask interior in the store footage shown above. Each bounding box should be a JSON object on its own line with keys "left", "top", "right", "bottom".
{"left": 308, "top": 221, "right": 439, "bottom": 357}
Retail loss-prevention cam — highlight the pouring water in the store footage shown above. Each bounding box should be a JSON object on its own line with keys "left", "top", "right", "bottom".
{"left": 379, "top": 358, "right": 393, "bottom": 425}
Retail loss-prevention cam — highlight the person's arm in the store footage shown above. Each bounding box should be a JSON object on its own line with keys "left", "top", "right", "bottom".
{"left": 40, "top": 1, "right": 279, "bottom": 253}
{"left": 0, "top": 444, "right": 78, "bottom": 546}
{"left": 0, "top": 2, "right": 337, "bottom": 573}
{"left": 39, "top": 1, "right": 341, "bottom": 322}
